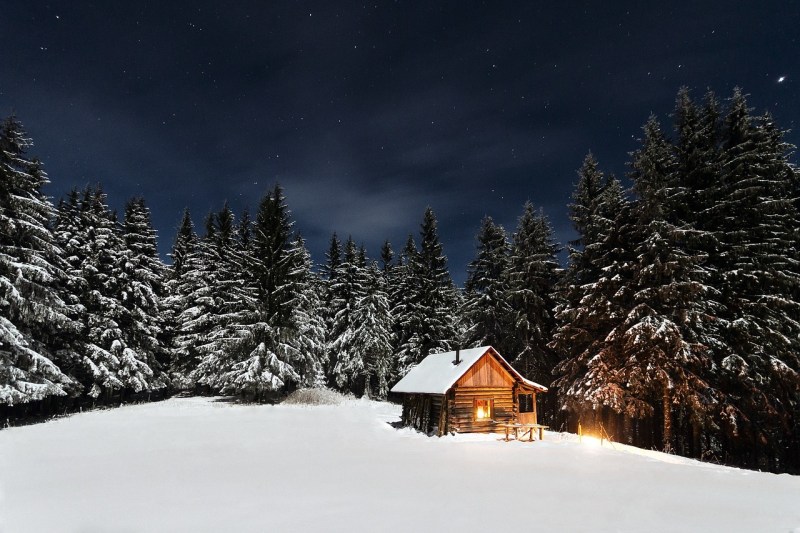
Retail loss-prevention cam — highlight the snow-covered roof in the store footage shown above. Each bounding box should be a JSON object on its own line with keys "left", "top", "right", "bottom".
{"left": 390, "top": 346, "right": 548, "bottom": 394}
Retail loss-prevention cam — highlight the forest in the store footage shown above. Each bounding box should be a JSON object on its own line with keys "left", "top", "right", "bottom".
{"left": 1, "top": 87, "right": 798, "bottom": 473}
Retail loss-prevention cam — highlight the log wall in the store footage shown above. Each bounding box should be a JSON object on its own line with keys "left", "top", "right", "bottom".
{"left": 402, "top": 393, "right": 444, "bottom": 434}
{"left": 448, "top": 386, "right": 516, "bottom": 434}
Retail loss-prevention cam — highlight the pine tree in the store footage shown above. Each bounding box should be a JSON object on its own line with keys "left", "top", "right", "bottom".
{"left": 176, "top": 213, "right": 224, "bottom": 390}
{"left": 506, "top": 202, "right": 560, "bottom": 384}
{"left": 709, "top": 90, "right": 800, "bottom": 467}
{"left": 209, "top": 187, "right": 304, "bottom": 399}
{"left": 396, "top": 208, "right": 458, "bottom": 374}
{"left": 387, "top": 235, "right": 415, "bottom": 374}
{"left": 552, "top": 156, "right": 636, "bottom": 433}
{"left": 253, "top": 187, "right": 296, "bottom": 327}
{"left": 192, "top": 204, "right": 247, "bottom": 392}
{"left": 120, "top": 197, "right": 169, "bottom": 391}
{"left": 169, "top": 209, "right": 196, "bottom": 278}
{"left": 600, "top": 115, "right": 720, "bottom": 453}
{"left": 163, "top": 208, "right": 199, "bottom": 387}
{"left": 380, "top": 240, "right": 393, "bottom": 273}
{"left": 284, "top": 236, "right": 326, "bottom": 387}
{"left": 0, "top": 116, "right": 79, "bottom": 405}
{"left": 321, "top": 232, "right": 343, "bottom": 380}
{"left": 80, "top": 187, "right": 157, "bottom": 398}
{"left": 328, "top": 236, "right": 367, "bottom": 392}
{"left": 54, "top": 189, "right": 102, "bottom": 392}
{"left": 351, "top": 262, "right": 394, "bottom": 399}
{"left": 551, "top": 155, "right": 613, "bottom": 381}
{"left": 462, "top": 216, "right": 512, "bottom": 352}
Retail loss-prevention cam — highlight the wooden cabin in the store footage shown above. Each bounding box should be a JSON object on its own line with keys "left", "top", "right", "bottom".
{"left": 390, "top": 346, "right": 547, "bottom": 436}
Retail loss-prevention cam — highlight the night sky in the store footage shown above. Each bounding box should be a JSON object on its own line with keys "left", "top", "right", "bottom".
{"left": 1, "top": 2, "right": 798, "bottom": 284}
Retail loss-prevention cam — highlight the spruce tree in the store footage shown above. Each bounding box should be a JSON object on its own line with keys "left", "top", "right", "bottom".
{"left": 351, "top": 262, "right": 394, "bottom": 399}
{"left": 0, "top": 116, "right": 79, "bottom": 404}
{"left": 710, "top": 90, "right": 800, "bottom": 467}
{"left": 177, "top": 213, "right": 224, "bottom": 390}
{"left": 380, "top": 240, "right": 394, "bottom": 273}
{"left": 552, "top": 157, "right": 636, "bottom": 435}
{"left": 551, "top": 154, "right": 613, "bottom": 383}
{"left": 602, "top": 115, "right": 720, "bottom": 453}
{"left": 328, "top": 236, "right": 367, "bottom": 392}
{"left": 80, "top": 187, "right": 156, "bottom": 398}
{"left": 284, "top": 236, "right": 326, "bottom": 387}
{"left": 163, "top": 208, "right": 199, "bottom": 387}
{"left": 396, "top": 208, "right": 458, "bottom": 374}
{"left": 211, "top": 187, "right": 304, "bottom": 399}
{"left": 462, "top": 216, "right": 512, "bottom": 352}
{"left": 506, "top": 202, "right": 560, "bottom": 383}
{"left": 120, "top": 197, "right": 169, "bottom": 391}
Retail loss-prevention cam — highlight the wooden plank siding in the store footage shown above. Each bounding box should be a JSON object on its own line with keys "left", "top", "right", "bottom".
{"left": 455, "top": 353, "right": 515, "bottom": 388}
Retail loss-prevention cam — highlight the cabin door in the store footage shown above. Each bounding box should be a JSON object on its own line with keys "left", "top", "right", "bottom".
{"left": 518, "top": 393, "right": 536, "bottom": 424}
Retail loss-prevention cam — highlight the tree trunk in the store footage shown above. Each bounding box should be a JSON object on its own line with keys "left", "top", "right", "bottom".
{"left": 622, "top": 415, "right": 632, "bottom": 445}
{"left": 662, "top": 387, "right": 672, "bottom": 453}
{"left": 692, "top": 420, "right": 702, "bottom": 459}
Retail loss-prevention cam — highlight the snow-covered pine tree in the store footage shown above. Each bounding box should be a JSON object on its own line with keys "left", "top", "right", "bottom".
{"left": 176, "top": 213, "right": 224, "bottom": 390}
{"left": 192, "top": 203, "right": 249, "bottom": 392}
{"left": 506, "top": 202, "right": 560, "bottom": 385}
{"left": 597, "top": 115, "right": 721, "bottom": 453}
{"left": 0, "top": 116, "right": 79, "bottom": 405}
{"left": 552, "top": 156, "right": 636, "bottom": 435}
{"left": 79, "top": 186, "right": 157, "bottom": 398}
{"left": 213, "top": 187, "right": 303, "bottom": 399}
{"left": 252, "top": 186, "right": 297, "bottom": 329}
{"left": 550, "top": 154, "right": 613, "bottom": 383}
{"left": 53, "top": 190, "right": 101, "bottom": 391}
{"left": 396, "top": 208, "right": 458, "bottom": 375}
{"left": 321, "top": 232, "right": 343, "bottom": 381}
{"left": 388, "top": 234, "right": 417, "bottom": 374}
{"left": 462, "top": 216, "right": 513, "bottom": 353}
{"left": 120, "top": 197, "right": 170, "bottom": 391}
{"left": 350, "top": 261, "right": 394, "bottom": 399}
{"left": 672, "top": 88, "right": 723, "bottom": 229}
{"left": 284, "top": 235, "right": 326, "bottom": 387}
{"left": 328, "top": 236, "right": 367, "bottom": 392}
{"left": 163, "top": 208, "right": 199, "bottom": 388}
{"left": 169, "top": 208, "right": 197, "bottom": 279}
{"left": 322, "top": 232, "right": 342, "bottom": 282}
{"left": 238, "top": 208, "right": 251, "bottom": 250}
{"left": 709, "top": 89, "right": 800, "bottom": 468}
{"left": 54, "top": 189, "right": 123, "bottom": 399}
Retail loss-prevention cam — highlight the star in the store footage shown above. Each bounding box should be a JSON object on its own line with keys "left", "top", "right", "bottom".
{"left": 778, "top": 76, "right": 786, "bottom": 83}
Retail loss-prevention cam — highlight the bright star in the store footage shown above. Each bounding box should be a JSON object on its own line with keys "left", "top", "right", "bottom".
{"left": 778, "top": 76, "right": 786, "bottom": 83}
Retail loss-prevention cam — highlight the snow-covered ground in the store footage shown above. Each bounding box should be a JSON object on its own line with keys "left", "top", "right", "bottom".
{"left": 1, "top": 397, "right": 798, "bottom": 533}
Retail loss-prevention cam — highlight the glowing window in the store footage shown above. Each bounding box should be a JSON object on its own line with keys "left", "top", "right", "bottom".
{"left": 474, "top": 398, "right": 494, "bottom": 421}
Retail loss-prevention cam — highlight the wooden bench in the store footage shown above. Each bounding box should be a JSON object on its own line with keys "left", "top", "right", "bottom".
{"left": 499, "top": 423, "right": 549, "bottom": 442}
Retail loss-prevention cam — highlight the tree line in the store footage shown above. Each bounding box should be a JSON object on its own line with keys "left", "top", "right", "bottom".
{"left": 1, "top": 87, "right": 798, "bottom": 473}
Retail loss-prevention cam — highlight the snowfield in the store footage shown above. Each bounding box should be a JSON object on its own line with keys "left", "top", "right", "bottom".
{"left": 1, "top": 397, "right": 799, "bottom": 533}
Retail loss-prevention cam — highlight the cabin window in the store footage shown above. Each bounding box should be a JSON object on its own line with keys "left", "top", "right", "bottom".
{"left": 474, "top": 398, "right": 494, "bottom": 421}
{"left": 519, "top": 394, "right": 534, "bottom": 413}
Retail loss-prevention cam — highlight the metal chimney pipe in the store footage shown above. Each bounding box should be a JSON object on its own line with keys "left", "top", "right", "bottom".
{"left": 454, "top": 348, "right": 461, "bottom": 365}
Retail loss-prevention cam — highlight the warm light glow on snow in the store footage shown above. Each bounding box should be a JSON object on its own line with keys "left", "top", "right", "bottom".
{"left": 581, "top": 435, "right": 603, "bottom": 447}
